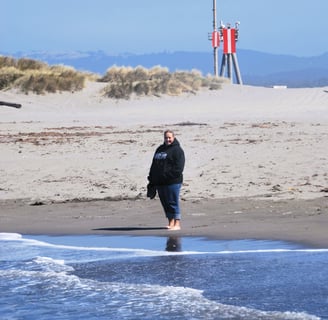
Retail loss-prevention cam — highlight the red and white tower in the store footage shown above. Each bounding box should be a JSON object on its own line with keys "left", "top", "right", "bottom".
{"left": 208, "top": 0, "right": 242, "bottom": 85}
{"left": 219, "top": 21, "right": 243, "bottom": 85}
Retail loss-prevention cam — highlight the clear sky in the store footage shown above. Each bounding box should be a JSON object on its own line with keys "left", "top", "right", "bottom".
{"left": 1, "top": 0, "right": 327, "bottom": 57}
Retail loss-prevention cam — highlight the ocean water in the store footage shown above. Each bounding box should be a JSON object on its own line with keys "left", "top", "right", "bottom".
{"left": 1, "top": 233, "right": 328, "bottom": 320}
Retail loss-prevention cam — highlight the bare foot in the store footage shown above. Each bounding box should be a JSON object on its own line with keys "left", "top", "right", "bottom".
{"left": 169, "top": 226, "right": 181, "bottom": 231}
{"left": 168, "top": 219, "right": 175, "bottom": 229}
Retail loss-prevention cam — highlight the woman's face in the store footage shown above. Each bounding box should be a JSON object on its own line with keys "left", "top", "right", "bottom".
{"left": 164, "top": 132, "right": 174, "bottom": 145}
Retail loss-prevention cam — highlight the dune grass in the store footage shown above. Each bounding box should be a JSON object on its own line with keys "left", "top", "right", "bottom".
{"left": 0, "top": 56, "right": 225, "bottom": 98}
{"left": 99, "top": 65, "right": 225, "bottom": 99}
{"left": 0, "top": 56, "right": 88, "bottom": 94}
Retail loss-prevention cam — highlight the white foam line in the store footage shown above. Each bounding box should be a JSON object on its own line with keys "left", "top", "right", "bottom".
{"left": 0, "top": 233, "right": 169, "bottom": 257}
{"left": 0, "top": 233, "right": 23, "bottom": 240}
{"left": 1, "top": 233, "right": 328, "bottom": 257}
{"left": 206, "top": 248, "right": 328, "bottom": 254}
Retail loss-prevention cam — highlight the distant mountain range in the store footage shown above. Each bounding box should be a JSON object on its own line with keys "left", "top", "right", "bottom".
{"left": 3, "top": 49, "right": 328, "bottom": 88}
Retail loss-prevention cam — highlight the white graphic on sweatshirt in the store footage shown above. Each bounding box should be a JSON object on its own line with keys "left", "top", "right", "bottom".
{"left": 154, "top": 152, "right": 167, "bottom": 160}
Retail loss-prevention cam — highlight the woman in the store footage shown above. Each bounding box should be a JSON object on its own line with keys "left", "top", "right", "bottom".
{"left": 148, "top": 130, "right": 185, "bottom": 230}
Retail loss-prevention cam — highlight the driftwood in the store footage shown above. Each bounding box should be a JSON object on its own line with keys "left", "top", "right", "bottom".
{"left": 0, "top": 101, "right": 22, "bottom": 109}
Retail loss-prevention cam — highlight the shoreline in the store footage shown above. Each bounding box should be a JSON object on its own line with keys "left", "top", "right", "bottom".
{"left": 1, "top": 196, "right": 327, "bottom": 248}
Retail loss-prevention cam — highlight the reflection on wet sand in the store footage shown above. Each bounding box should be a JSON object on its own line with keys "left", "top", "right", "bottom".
{"left": 165, "top": 236, "right": 182, "bottom": 252}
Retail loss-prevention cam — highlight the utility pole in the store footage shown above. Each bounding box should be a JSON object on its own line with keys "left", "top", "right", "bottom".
{"left": 212, "top": 0, "right": 219, "bottom": 77}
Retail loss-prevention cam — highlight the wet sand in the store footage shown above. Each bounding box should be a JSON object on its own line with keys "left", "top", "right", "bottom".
{"left": 1, "top": 196, "right": 327, "bottom": 248}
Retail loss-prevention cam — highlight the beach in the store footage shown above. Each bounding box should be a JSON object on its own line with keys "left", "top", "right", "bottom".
{"left": 1, "top": 82, "right": 328, "bottom": 246}
{"left": 2, "top": 82, "right": 328, "bottom": 319}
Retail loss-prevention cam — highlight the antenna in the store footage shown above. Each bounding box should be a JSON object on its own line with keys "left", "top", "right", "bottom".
{"left": 212, "top": 0, "right": 219, "bottom": 77}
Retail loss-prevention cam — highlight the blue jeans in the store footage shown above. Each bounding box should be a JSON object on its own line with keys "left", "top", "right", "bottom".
{"left": 156, "top": 183, "right": 182, "bottom": 220}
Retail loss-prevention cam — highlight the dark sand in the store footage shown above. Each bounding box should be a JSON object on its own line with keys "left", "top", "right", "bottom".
{"left": 1, "top": 196, "right": 327, "bottom": 248}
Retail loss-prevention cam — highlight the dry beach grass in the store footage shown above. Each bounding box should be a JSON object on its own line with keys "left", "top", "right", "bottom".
{"left": 0, "top": 56, "right": 224, "bottom": 97}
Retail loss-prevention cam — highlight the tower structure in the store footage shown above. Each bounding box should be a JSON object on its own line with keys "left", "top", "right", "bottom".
{"left": 219, "top": 21, "right": 243, "bottom": 84}
{"left": 208, "top": 1, "right": 243, "bottom": 85}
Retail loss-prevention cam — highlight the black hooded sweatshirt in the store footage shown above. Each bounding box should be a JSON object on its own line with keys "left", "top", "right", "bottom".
{"left": 148, "top": 138, "right": 185, "bottom": 186}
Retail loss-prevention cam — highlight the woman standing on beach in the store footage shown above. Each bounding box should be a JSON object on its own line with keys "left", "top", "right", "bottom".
{"left": 148, "top": 130, "right": 185, "bottom": 230}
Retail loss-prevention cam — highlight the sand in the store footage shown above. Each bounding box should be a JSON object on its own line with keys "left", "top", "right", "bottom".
{"left": 1, "top": 82, "right": 328, "bottom": 246}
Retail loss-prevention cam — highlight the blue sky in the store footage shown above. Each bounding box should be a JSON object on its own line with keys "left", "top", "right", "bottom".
{"left": 1, "top": 0, "right": 327, "bottom": 57}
